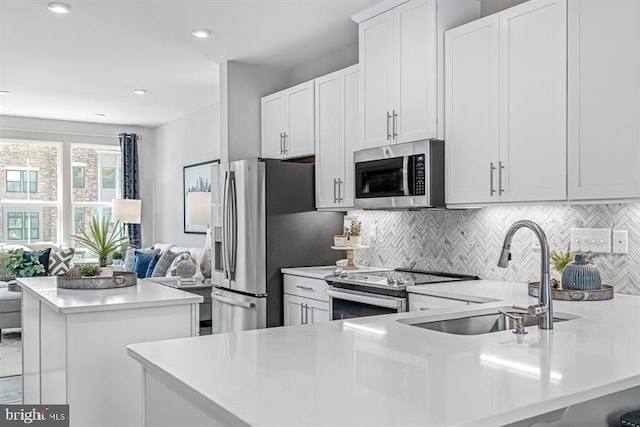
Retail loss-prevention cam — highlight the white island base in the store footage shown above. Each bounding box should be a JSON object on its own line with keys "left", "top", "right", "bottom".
{"left": 19, "top": 277, "right": 203, "bottom": 427}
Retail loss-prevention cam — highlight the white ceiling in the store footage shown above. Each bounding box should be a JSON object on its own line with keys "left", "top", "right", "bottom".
{"left": 0, "top": 0, "right": 377, "bottom": 127}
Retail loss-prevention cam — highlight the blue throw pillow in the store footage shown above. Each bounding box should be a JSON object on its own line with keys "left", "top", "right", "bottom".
{"left": 144, "top": 253, "right": 161, "bottom": 278}
{"left": 23, "top": 248, "right": 51, "bottom": 276}
{"left": 133, "top": 251, "right": 157, "bottom": 279}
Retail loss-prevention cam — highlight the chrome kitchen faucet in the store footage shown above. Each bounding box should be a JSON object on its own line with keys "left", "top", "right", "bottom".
{"left": 498, "top": 220, "right": 553, "bottom": 330}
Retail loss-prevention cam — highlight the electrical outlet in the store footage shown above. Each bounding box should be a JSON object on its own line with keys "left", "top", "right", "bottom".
{"left": 570, "top": 228, "right": 611, "bottom": 253}
{"left": 612, "top": 230, "right": 629, "bottom": 254}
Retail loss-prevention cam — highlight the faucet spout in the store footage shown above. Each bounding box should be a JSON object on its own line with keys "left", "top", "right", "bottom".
{"left": 497, "top": 220, "right": 553, "bottom": 330}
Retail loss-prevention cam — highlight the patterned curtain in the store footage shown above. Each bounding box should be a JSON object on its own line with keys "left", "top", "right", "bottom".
{"left": 118, "top": 133, "right": 141, "bottom": 248}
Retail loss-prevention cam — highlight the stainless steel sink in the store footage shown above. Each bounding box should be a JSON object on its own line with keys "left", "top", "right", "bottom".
{"left": 398, "top": 306, "right": 579, "bottom": 335}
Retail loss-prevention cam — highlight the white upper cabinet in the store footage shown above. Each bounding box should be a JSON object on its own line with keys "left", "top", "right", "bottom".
{"left": 445, "top": 15, "right": 500, "bottom": 204}
{"left": 498, "top": 0, "right": 566, "bottom": 203}
{"left": 568, "top": 1, "right": 640, "bottom": 200}
{"left": 355, "top": 0, "right": 480, "bottom": 151}
{"left": 445, "top": 0, "right": 566, "bottom": 205}
{"left": 261, "top": 81, "right": 314, "bottom": 160}
{"left": 315, "top": 65, "right": 359, "bottom": 209}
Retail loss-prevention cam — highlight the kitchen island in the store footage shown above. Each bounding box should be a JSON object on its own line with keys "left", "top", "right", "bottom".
{"left": 19, "top": 276, "right": 202, "bottom": 427}
{"left": 127, "top": 280, "right": 640, "bottom": 426}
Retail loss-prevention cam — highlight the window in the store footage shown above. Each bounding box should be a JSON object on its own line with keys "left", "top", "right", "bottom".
{"left": 6, "top": 170, "right": 37, "bottom": 193}
{"left": 7, "top": 212, "right": 39, "bottom": 241}
{"left": 73, "top": 166, "right": 85, "bottom": 189}
{"left": 74, "top": 208, "right": 85, "bottom": 233}
{"left": 102, "top": 167, "right": 116, "bottom": 189}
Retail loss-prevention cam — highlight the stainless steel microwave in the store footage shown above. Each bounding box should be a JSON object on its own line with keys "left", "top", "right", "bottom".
{"left": 354, "top": 139, "right": 444, "bottom": 209}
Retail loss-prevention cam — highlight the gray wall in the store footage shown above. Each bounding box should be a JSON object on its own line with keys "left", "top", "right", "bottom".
{"left": 351, "top": 203, "right": 640, "bottom": 295}
{"left": 481, "top": 0, "right": 528, "bottom": 16}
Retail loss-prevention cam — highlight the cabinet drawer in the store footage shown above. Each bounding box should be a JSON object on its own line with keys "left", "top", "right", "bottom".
{"left": 283, "top": 275, "right": 329, "bottom": 302}
{"left": 409, "top": 293, "right": 473, "bottom": 312}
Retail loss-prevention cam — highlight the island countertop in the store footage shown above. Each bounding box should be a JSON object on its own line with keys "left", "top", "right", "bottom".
{"left": 18, "top": 276, "right": 203, "bottom": 314}
{"left": 127, "top": 280, "right": 640, "bottom": 426}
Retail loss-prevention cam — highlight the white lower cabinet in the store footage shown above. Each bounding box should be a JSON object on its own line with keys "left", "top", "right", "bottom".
{"left": 283, "top": 274, "right": 330, "bottom": 326}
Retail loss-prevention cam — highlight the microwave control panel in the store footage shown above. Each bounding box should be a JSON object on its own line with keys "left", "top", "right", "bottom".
{"left": 414, "top": 155, "right": 426, "bottom": 196}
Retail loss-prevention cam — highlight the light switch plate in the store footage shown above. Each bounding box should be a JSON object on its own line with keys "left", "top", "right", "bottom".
{"left": 612, "top": 230, "right": 629, "bottom": 254}
{"left": 570, "top": 228, "right": 611, "bottom": 253}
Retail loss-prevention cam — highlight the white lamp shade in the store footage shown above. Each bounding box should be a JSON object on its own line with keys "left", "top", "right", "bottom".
{"left": 112, "top": 199, "right": 142, "bottom": 224}
{"left": 187, "top": 192, "right": 211, "bottom": 226}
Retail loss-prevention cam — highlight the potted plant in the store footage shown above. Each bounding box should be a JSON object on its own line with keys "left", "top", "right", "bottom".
{"left": 3, "top": 249, "right": 46, "bottom": 278}
{"left": 71, "top": 216, "right": 129, "bottom": 267}
{"left": 348, "top": 220, "right": 362, "bottom": 247}
{"left": 112, "top": 250, "right": 124, "bottom": 266}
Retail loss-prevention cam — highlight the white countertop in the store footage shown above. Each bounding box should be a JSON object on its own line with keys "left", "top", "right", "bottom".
{"left": 127, "top": 280, "right": 640, "bottom": 426}
{"left": 18, "top": 276, "right": 203, "bottom": 314}
{"left": 281, "top": 265, "right": 392, "bottom": 280}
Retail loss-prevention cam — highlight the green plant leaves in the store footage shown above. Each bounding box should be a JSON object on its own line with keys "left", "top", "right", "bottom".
{"left": 71, "top": 216, "right": 130, "bottom": 260}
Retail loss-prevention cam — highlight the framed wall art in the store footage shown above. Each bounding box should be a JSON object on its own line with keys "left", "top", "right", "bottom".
{"left": 183, "top": 160, "right": 218, "bottom": 234}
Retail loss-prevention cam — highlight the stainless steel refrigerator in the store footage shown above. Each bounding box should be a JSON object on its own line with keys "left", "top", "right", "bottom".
{"left": 211, "top": 158, "right": 343, "bottom": 334}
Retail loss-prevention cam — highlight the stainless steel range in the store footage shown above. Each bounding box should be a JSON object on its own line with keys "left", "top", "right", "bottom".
{"left": 325, "top": 269, "right": 479, "bottom": 320}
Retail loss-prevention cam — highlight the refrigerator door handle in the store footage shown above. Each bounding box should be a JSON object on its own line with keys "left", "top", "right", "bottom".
{"left": 222, "top": 171, "right": 229, "bottom": 279}
{"left": 228, "top": 170, "right": 238, "bottom": 277}
{"left": 212, "top": 292, "right": 256, "bottom": 309}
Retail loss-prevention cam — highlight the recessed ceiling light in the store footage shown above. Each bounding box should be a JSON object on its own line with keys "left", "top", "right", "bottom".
{"left": 132, "top": 89, "right": 147, "bottom": 95}
{"left": 0, "top": 90, "right": 10, "bottom": 95}
{"left": 93, "top": 113, "right": 106, "bottom": 118}
{"left": 191, "top": 29, "right": 211, "bottom": 39}
{"left": 48, "top": 3, "right": 71, "bottom": 14}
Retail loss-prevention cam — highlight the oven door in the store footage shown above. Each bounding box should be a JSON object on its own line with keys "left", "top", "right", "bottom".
{"left": 327, "top": 288, "right": 407, "bottom": 321}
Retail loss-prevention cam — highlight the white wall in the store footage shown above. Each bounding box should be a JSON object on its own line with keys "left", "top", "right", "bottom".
{"left": 288, "top": 43, "right": 358, "bottom": 86}
{"left": 150, "top": 104, "right": 220, "bottom": 247}
{"left": 481, "top": 0, "right": 528, "bottom": 16}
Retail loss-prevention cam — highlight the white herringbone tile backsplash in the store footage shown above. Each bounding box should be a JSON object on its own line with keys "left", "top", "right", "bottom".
{"left": 350, "top": 203, "right": 640, "bottom": 295}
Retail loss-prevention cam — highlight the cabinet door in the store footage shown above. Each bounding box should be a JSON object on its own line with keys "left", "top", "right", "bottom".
{"left": 568, "top": 0, "right": 640, "bottom": 200}
{"left": 283, "top": 294, "right": 305, "bottom": 327}
{"left": 445, "top": 15, "right": 500, "bottom": 205}
{"left": 342, "top": 66, "right": 359, "bottom": 207}
{"left": 359, "top": 11, "right": 394, "bottom": 150}
{"left": 261, "top": 93, "right": 285, "bottom": 159}
{"left": 315, "top": 73, "right": 343, "bottom": 208}
{"left": 306, "top": 299, "right": 330, "bottom": 324}
{"left": 394, "top": 0, "right": 437, "bottom": 144}
{"left": 499, "top": 0, "right": 567, "bottom": 202}
{"left": 285, "top": 81, "right": 315, "bottom": 159}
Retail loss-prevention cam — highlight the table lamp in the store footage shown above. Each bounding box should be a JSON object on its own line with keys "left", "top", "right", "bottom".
{"left": 112, "top": 198, "right": 142, "bottom": 248}
{"left": 187, "top": 191, "right": 211, "bottom": 250}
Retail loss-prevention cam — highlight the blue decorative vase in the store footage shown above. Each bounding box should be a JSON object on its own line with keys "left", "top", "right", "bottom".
{"left": 561, "top": 253, "right": 602, "bottom": 290}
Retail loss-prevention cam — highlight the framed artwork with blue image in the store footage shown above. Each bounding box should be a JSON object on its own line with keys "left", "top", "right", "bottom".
{"left": 183, "top": 160, "right": 218, "bottom": 234}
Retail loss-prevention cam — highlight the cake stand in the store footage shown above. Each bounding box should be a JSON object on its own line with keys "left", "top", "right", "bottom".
{"left": 330, "top": 245, "right": 369, "bottom": 269}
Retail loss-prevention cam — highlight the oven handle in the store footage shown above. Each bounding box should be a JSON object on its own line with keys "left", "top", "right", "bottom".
{"left": 327, "top": 289, "right": 405, "bottom": 310}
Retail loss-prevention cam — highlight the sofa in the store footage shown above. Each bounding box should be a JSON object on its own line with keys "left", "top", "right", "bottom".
{"left": 0, "top": 282, "right": 21, "bottom": 340}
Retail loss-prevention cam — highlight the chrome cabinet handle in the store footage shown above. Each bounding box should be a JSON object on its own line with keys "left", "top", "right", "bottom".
{"left": 490, "top": 162, "right": 496, "bottom": 196}
{"left": 392, "top": 110, "right": 398, "bottom": 140}
{"left": 419, "top": 307, "right": 430, "bottom": 311}
{"left": 305, "top": 304, "right": 309, "bottom": 324}
{"left": 283, "top": 132, "right": 288, "bottom": 154}
{"left": 498, "top": 161, "right": 505, "bottom": 195}
{"left": 337, "top": 178, "right": 343, "bottom": 202}
{"left": 296, "top": 285, "right": 313, "bottom": 291}
{"left": 300, "top": 302, "right": 305, "bottom": 324}
{"left": 386, "top": 111, "right": 392, "bottom": 141}
{"left": 279, "top": 132, "right": 284, "bottom": 155}
{"left": 333, "top": 178, "right": 338, "bottom": 203}
{"left": 212, "top": 292, "right": 255, "bottom": 309}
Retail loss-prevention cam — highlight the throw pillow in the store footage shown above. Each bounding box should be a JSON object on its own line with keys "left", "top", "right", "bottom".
{"left": 151, "top": 243, "right": 174, "bottom": 254}
{"left": 144, "top": 253, "right": 162, "bottom": 278}
{"left": 0, "top": 252, "right": 15, "bottom": 281}
{"left": 167, "top": 252, "right": 191, "bottom": 277}
{"left": 23, "top": 248, "right": 51, "bottom": 276}
{"left": 151, "top": 250, "right": 178, "bottom": 277}
{"left": 123, "top": 248, "right": 136, "bottom": 272}
{"left": 48, "top": 248, "right": 75, "bottom": 276}
{"left": 176, "top": 259, "right": 197, "bottom": 278}
{"left": 133, "top": 251, "right": 158, "bottom": 279}
{"left": 200, "top": 248, "right": 212, "bottom": 279}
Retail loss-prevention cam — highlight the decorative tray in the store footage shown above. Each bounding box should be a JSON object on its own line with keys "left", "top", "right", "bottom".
{"left": 57, "top": 271, "right": 138, "bottom": 290}
{"left": 528, "top": 281, "right": 613, "bottom": 301}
